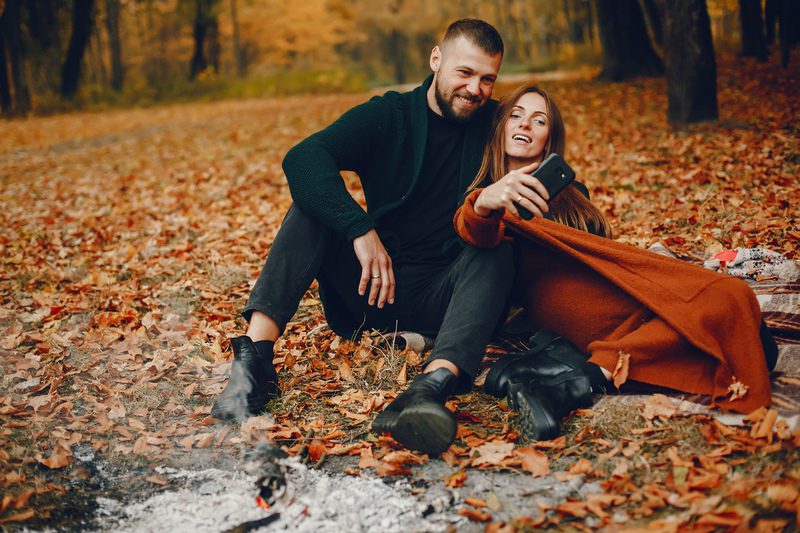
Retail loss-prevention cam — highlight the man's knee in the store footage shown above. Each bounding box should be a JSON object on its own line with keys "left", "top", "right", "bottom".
{"left": 462, "top": 242, "right": 515, "bottom": 280}
{"left": 279, "top": 203, "right": 330, "bottom": 239}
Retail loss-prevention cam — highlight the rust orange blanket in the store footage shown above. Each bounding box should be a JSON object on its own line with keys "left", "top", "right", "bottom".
{"left": 455, "top": 189, "right": 770, "bottom": 413}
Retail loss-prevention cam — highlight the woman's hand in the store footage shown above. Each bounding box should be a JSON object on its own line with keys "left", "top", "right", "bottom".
{"left": 473, "top": 161, "right": 550, "bottom": 219}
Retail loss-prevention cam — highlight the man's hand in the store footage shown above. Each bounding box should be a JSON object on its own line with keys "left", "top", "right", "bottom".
{"left": 473, "top": 161, "right": 550, "bottom": 219}
{"left": 353, "top": 229, "right": 395, "bottom": 308}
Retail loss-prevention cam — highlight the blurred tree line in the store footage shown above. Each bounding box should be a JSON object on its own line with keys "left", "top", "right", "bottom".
{"left": 0, "top": 0, "right": 797, "bottom": 121}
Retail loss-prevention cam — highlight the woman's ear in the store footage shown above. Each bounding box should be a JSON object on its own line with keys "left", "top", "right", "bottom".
{"left": 429, "top": 46, "right": 442, "bottom": 72}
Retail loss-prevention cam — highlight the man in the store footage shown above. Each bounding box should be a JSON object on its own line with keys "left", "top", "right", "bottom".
{"left": 212, "top": 19, "right": 514, "bottom": 456}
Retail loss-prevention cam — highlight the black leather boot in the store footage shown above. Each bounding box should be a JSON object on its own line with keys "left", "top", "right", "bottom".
{"left": 484, "top": 332, "right": 589, "bottom": 397}
{"left": 760, "top": 320, "right": 778, "bottom": 372}
{"left": 371, "top": 368, "right": 458, "bottom": 456}
{"left": 211, "top": 336, "right": 281, "bottom": 421}
{"left": 508, "top": 370, "right": 593, "bottom": 441}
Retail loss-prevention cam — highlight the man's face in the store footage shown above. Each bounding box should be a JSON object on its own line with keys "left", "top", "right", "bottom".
{"left": 428, "top": 36, "right": 502, "bottom": 124}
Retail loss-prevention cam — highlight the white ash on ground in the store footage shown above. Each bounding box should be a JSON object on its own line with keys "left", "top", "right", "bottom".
{"left": 92, "top": 455, "right": 601, "bottom": 532}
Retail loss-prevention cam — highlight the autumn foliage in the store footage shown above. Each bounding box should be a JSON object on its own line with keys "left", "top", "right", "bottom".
{"left": 1, "top": 55, "right": 799, "bottom": 528}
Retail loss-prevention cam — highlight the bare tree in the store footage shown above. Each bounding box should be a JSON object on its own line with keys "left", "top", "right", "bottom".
{"left": 230, "top": 0, "right": 245, "bottom": 77}
{"left": 61, "top": 0, "right": 95, "bottom": 98}
{"left": 189, "top": 0, "right": 219, "bottom": 79}
{"left": 1, "top": 0, "right": 31, "bottom": 114}
{"left": 656, "top": 0, "right": 718, "bottom": 124}
{"left": 105, "top": 0, "right": 124, "bottom": 90}
{"left": 739, "top": 0, "right": 767, "bottom": 61}
{"left": 595, "top": 0, "right": 663, "bottom": 81}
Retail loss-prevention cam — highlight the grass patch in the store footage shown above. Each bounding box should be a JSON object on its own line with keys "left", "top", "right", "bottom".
{"left": 30, "top": 68, "right": 370, "bottom": 116}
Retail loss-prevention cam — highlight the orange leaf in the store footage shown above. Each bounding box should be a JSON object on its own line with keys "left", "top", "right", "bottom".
{"left": 146, "top": 475, "right": 168, "bottom": 486}
{"left": 37, "top": 446, "right": 71, "bottom": 469}
{"left": 766, "top": 484, "right": 799, "bottom": 503}
{"left": 515, "top": 447, "right": 550, "bottom": 478}
{"left": 641, "top": 394, "right": 677, "bottom": 420}
{"left": 556, "top": 500, "right": 588, "bottom": 518}
{"left": 396, "top": 362, "right": 407, "bottom": 385}
{"left": 612, "top": 350, "right": 630, "bottom": 389}
{"left": 12, "top": 489, "right": 35, "bottom": 510}
{"left": 471, "top": 440, "right": 515, "bottom": 467}
{"left": 358, "top": 448, "right": 379, "bottom": 470}
{"left": 464, "top": 496, "right": 486, "bottom": 508}
{"left": 0, "top": 509, "right": 35, "bottom": 524}
{"left": 696, "top": 512, "right": 743, "bottom": 527}
{"left": 457, "top": 507, "right": 492, "bottom": 522}
{"left": 336, "top": 358, "right": 355, "bottom": 382}
{"left": 568, "top": 457, "right": 592, "bottom": 474}
{"left": 444, "top": 470, "right": 467, "bottom": 488}
{"left": 307, "top": 440, "right": 326, "bottom": 463}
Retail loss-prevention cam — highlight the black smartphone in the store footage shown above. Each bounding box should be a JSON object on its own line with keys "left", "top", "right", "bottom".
{"left": 516, "top": 153, "right": 576, "bottom": 220}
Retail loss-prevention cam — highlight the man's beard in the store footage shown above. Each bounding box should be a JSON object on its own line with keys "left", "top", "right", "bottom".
{"left": 434, "top": 79, "right": 482, "bottom": 125}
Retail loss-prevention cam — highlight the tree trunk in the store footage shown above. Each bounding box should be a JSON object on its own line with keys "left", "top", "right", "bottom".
{"left": 190, "top": 4, "right": 208, "bottom": 78}
{"left": 61, "top": 0, "right": 95, "bottom": 98}
{"left": 230, "top": 0, "right": 245, "bottom": 77}
{"left": 739, "top": 0, "right": 768, "bottom": 61}
{"left": 778, "top": 0, "right": 800, "bottom": 67}
{"left": 595, "top": 0, "right": 663, "bottom": 81}
{"left": 656, "top": 0, "right": 718, "bottom": 124}
{"left": 189, "top": 0, "right": 218, "bottom": 79}
{"left": 765, "top": 0, "right": 779, "bottom": 45}
{"left": 1, "top": 0, "right": 31, "bottom": 114}
{"left": 207, "top": 16, "right": 219, "bottom": 74}
{"left": 27, "top": 0, "right": 62, "bottom": 52}
{"left": 639, "top": 0, "right": 663, "bottom": 48}
{"left": 0, "top": 35, "right": 11, "bottom": 115}
{"left": 105, "top": 0, "right": 123, "bottom": 91}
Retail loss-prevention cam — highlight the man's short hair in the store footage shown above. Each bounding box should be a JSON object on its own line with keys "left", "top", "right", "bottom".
{"left": 441, "top": 18, "right": 504, "bottom": 57}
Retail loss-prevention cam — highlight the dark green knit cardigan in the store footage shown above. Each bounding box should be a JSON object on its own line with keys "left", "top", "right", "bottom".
{"left": 282, "top": 76, "right": 498, "bottom": 241}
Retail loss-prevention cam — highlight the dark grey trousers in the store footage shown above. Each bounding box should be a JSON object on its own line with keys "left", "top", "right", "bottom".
{"left": 243, "top": 205, "right": 515, "bottom": 385}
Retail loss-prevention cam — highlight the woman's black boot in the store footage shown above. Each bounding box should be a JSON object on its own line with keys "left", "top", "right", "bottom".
{"left": 508, "top": 370, "right": 593, "bottom": 441}
{"left": 371, "top": 368, "right": 458, "bottom": 456}
{"left": 484, "top": 332, "right": 589, "bottom": 398}
{"left": 211, "top": 336, "right": 281, "bottom": 421}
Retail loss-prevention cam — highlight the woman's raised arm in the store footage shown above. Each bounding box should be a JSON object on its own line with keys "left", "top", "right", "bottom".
{"left": 454, "top": 189, "right": 512, "bottom": 248}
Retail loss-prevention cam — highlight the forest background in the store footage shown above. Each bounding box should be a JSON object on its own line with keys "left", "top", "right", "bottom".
{"left": 1, "top": 0, "right": 798, "bottom": 117}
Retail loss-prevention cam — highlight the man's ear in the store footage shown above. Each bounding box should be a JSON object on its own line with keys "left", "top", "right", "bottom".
{"left": 429, "top": 45, "right": 442, "bottom": 72}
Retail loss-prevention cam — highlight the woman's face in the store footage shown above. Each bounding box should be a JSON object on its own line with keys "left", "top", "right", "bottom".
{"left": 503, "top": 91, "right": 550, "bottom": 169}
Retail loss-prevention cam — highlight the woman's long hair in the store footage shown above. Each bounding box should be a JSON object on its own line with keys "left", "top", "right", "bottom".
{"left": 470, "top": 85, "right": 612, "bottom": 237}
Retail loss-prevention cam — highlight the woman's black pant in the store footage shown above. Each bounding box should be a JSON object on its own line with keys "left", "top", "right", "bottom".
{"left": 243, "top": 205, "right": 514, "bottom": 386}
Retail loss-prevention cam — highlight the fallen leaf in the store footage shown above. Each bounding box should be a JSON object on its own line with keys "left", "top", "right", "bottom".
{"left": 766, "top": 483, "right": 799, "bottom": 503}
{"left": 568, "top": 457, "right": 592, "bottom": 475}
{"left": 472, "top": 441, "right": 515, "bottom": 467}
{"left": 612, "top": 350, "right": 630, "bottom": 389}
{"left": 515, "top": 447, "right": 550, "bottom": 478}
{"left": 444, "top": 470, "right": 467, "bottom": 488}
{"left": 457, "top": 507, "right": 492, "bottom": 522}
{"left": 396, "top": 362, "right": 407, "bottom": 385}
{"left": 0, "top": 509, "right": 36, "bottom": 524}
{"left": 641, "top": 394, "right": 678, "bottom": 420}
{"left": 36, "top": 446, "right": 71, "bottom": 469}
{"left": 464, "top": 496, "right": 486, "bottom": 508}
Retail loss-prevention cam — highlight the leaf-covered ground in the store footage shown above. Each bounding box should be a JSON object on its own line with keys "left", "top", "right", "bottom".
{"left": 1, "top": 56, "right": 799, "bottom": 530}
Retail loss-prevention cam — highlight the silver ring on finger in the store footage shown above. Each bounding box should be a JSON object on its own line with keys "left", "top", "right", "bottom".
{"left": 515, "top": 196, "right": 523, "bottom": 203}
{"left": 371, "top": 274, "right": 381, "bottom": 279}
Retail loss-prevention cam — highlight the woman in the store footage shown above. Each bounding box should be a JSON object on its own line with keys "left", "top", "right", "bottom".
{"left": 455, "top": 85, "right": 777, "bottom": 441}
